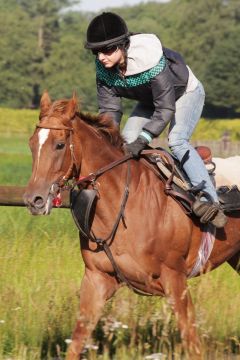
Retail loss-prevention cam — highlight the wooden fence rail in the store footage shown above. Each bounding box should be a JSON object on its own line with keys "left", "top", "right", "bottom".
{"left": 0, "top": 186, "right": 70, "bottom": 208}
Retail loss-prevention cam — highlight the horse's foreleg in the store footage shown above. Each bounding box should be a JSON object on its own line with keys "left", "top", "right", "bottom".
{"left": 160, "top": 264, "right": 201, "bottom": 359}
{"left": 66, "top": 269, "right": 119, "bottom": 360}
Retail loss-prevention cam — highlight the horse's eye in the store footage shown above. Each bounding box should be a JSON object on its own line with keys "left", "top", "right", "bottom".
{"left": 56, "top": 143, "right": 65, "bottom": 150}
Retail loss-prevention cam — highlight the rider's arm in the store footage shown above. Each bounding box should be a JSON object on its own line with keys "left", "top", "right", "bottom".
{"left": 97, "top": 79, "right": 123, "bottom": 126}
{"left": 142, "top": 66, "right": 176, "bottom": 138}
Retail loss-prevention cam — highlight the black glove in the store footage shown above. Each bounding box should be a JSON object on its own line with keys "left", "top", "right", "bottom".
{"left": 124, "top": 136, "right": 149, "bottom": 158}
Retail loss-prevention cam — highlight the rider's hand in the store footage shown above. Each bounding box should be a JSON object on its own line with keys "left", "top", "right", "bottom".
{"left": 124, "top": 136, "right": 149, "bottom": 158}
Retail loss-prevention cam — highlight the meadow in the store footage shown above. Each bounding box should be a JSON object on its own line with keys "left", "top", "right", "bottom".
{"left": 0, "top": 108, "right": 240, "bottom": 359}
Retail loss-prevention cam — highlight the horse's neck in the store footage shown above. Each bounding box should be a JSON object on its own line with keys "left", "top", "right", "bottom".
{"left": 74, "top": 118, "right": 160, "bottom": 199}
{"left": 75, "top": 119, "right": 124, "bottom": 182}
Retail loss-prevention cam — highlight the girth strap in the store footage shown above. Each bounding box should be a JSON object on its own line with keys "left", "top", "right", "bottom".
{"left": 94, "top": 238, "right": 152, "bottom": 296}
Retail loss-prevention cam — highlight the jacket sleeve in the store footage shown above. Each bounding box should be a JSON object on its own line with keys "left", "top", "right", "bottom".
{"left": 97, "top": 79, "right": 123, "bottom": 126}
{"left": 142, "top": 65, "right": 176, "bottom": 137}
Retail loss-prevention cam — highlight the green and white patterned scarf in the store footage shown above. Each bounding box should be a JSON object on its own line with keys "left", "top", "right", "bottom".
{"left": 96, "top": 56, "right": 166, "bottom": 88}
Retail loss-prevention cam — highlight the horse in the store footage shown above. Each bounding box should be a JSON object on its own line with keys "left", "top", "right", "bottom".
{"left": 23, "top": 92, "right": 240, "bottom": 360}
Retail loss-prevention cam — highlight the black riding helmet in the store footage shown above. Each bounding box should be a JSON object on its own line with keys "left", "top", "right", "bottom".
{"left": 85, "top": 12, "right": 130, "bottom": 50}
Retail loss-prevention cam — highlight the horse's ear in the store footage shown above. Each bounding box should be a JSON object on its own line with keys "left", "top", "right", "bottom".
{"left": 65, "top": 92, "right": 79, "bottom": 119}
{"left": 40, "top": 91, "right": 52, "bottom": 116}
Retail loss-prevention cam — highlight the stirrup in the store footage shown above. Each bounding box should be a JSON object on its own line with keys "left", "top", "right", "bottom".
{"left": 192, "top": 199, "right": 228, "bottom": 228}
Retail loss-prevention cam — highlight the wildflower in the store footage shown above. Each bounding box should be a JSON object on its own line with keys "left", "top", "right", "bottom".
{"left": 84, "top": 344, "right": 99, "bottom": 351}
{"left": 145, "top": 353, "right": 165, "bottom": 359}
{"left": 64, "top": 339, "right": 72, "bottom": 344}
{"left": 112, "top": 321, "right": 122, "bottom": 329}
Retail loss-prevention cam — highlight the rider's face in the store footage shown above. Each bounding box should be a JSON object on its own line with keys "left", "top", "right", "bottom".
{"left": 93, "top": 46, "right": 124, "bottom": 68}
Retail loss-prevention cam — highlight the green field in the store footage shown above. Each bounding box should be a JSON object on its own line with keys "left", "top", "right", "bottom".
{"left": 0, "top": 108, "right": 240, "bottom": 359}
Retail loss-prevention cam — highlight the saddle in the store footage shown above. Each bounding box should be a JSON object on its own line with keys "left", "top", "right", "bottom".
{"left": 217, "top": 185, "right": 240, "bottom": 212}
{"left": 141, "top": 145, "right": 240, "bottom": 214}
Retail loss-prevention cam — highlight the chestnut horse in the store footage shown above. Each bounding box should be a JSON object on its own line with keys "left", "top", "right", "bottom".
{"left": 24, "top": 92, "right": 240, "bottom": 360}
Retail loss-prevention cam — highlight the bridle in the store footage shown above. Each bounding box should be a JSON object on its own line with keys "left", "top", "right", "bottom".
{"left": 36, "top": 122, "right": 133, "bottom": 190}
{"left": 36, "top": 123, "right": 77, "bottom": 187}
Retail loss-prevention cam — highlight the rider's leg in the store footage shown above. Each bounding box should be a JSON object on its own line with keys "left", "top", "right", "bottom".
{"left": 168, "top": 82, "right": 218, "bottom": 201}
{"left": 121, "top": 103, "right": 154, "bottom": 143}
{"left": 168, "top": 82, "right": 227, "bottom": 227}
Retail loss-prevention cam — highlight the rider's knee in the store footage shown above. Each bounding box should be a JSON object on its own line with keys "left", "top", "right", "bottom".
{"left": 168, "top": 137, "right": 188, "bottom": 156}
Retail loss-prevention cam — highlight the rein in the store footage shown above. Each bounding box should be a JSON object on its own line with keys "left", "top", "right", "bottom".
{"left": 75, "top": 154, "right": 132, "bottom": 186}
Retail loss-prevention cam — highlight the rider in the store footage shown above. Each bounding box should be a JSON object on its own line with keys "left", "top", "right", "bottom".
{"left": 84, "top": 12, "right": 227, "bottom": 228}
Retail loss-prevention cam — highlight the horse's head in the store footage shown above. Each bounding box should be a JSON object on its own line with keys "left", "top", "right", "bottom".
{"left": 23, "top": 91, "right": 81, "bottom": 215}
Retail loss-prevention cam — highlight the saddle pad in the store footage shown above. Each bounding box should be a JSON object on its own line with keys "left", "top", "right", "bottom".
{"left": 188, "top": 224, "right": 216, "bottom": 278}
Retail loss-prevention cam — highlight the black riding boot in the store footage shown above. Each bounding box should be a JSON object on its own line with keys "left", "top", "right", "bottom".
{"left": 192, "top": 199, "right": 228, "bottom": 228}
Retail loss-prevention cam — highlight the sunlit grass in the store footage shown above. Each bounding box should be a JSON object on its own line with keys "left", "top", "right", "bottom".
{"left": 0, "top": 107, "right": 240, "bottom": 141}
{"left": 0, "top": 206, "right": 239, "bottom": 359}
{"left": 0, "top": 108, "right": 37, "bottom": 136}
{"left": 192, "top": 117, "right": 240, "bottom": 141}
{"left": 0, "top": 207, "right": 82, "bottom": 359}
{"left": 0, "top": 134, "right": 31, "bottom": 185}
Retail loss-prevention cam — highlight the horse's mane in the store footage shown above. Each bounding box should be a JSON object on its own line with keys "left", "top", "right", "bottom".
{"left": 78, "top": 111, "right": 124, "bottom": 149}
{"left": 44, "top": 99, "right": 124, "bottom": 149}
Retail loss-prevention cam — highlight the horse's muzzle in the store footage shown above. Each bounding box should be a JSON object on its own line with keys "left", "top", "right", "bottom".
{"left": 23, "top": 192, "right": 54, "bottom": 215}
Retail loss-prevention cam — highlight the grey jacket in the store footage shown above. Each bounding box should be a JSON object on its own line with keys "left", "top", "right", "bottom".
{"left": 96, "top": 34, "right": 190, "bottom": 137}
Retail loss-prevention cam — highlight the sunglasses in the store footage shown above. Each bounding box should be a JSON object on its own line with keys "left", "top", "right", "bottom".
{"left": 92, "top": 45, "right": 119, "bottom": 56}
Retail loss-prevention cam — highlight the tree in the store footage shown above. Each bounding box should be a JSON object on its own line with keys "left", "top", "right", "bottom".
{"left": 0, "top": 4, "right": 38, "bottom": 107}
{"left": 204, "top": 27, "right": 240, "bottom": 115}
{"left": 42, "top": 12, "right": 97, "bottom": 111}
{"left": 0, "top": 0, "right": 240, "bottom": 116}
{"left": 17, "top": 0, "right": 77, "bottom": 58}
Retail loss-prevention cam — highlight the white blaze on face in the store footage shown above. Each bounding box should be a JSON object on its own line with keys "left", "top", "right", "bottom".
{"left": 34, "top": 128, "right": 50, "bottom": 181}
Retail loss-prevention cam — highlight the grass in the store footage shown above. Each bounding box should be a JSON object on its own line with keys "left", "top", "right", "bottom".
{"left": 0, "top": 106, "right": 240, "bottom": 140}
{"left": 191, "top": 118, "right": 240, "bottom": 141}
{"left": 0, "top": 206, "right": 239, "bottom": 359}
{"left": 0, "top": 108, "right": 240, "bottom": 359}
{"left": 0, "top": 135, "right": 31, "bottom": 186}
{"left": 0, "top": 108, "right": 38, "bottom": 136}
{"left": 0, "top": 207, "right": 82, "bottom": 359}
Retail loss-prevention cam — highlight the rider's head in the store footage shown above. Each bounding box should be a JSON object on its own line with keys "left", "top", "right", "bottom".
{"left": 85, "top": 12, "right": 130, "bottom": 67}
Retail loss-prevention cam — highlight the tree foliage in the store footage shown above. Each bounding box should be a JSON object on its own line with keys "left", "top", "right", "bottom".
{"left": 0, "top": 4, "right": 38, "bottom": 107}
{"left": 0, "top": 0, "right": 239, "bottom": 117}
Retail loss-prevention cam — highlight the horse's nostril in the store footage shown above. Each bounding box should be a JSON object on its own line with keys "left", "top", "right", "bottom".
{"left": 33, "top": 196, "right": 45, "bottom": 209}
